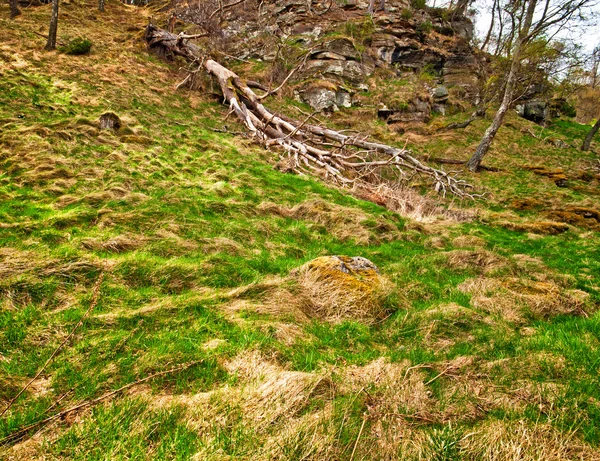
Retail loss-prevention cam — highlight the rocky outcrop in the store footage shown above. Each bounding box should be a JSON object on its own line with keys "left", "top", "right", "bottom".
{"left": 187, "top": 0, "right": 481, "bottom": 119}
{"left": 378, "top": 97, "right": 431, "bottom": 123}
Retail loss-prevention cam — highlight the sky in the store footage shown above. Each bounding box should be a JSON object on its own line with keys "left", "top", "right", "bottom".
{"left": 431, "top": 0, "right": 600, "bottom": 54}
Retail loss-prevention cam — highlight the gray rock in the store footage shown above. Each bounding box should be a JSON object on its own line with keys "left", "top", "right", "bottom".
{"left": 312, "top": 51, "right": 347, "bottom": 60}
{"left": 432, "top": 104, "right": 446, "bottom": 115}
{"left": 301, "top": 87, "right": 338, "bottom": 111}
{"left": 433, "top": 85, "right": 449, "bottom": 101}
{"left": 335, "top": 255, "right": 380, "bottom": 274}
{"left": 324, "top": 38, "right": 359, "bottom": 60}
{"left": 377, "top": 97, "right": 431, "bottom": 123}
{"left": 304, "top": 59, "right": 368, "bottom": 83}
{"left": 336, "top": 91, "right": 352, "bottom": 108}
{"left": 522, "top": 100, "right": 548, "bottom": 123}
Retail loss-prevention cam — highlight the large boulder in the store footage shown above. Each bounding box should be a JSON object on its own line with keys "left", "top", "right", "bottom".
{"left": 293, "top": 256, "right": 390, "bottom": 323}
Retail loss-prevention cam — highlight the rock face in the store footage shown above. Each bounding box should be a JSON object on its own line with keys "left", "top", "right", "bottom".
{"left": 516, "top": 100, "right": 549, "bottom": 124}
{"left": 195, "top": 0, "right": 481, "bottom": 119}
{"left": 378, "top": 97, "right": 431, "bottom": 123}
{"left": 297, "top": 83, "right": 353, "bottom": 111}
{"left": 293, "top": 255, "right": 389, "bottom": 323}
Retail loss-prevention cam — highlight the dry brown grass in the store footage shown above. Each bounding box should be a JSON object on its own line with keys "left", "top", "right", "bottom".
{"left": 219, "top": 257, "right": 392, "bottom": 326}
{"left": 445, "top": 249, "right": 507, "bottom": 274}
{"left": 257, "top": 199, "right": 399, "bottom": 244}
{"left": 452, "top": 234, "right": 486, "bottom": 248}
{"left": 461, "top": 419, "right": 600, "bottom": 461}
{"left": 497, "top": 219, "right": 571, "bottom": 235}
{"left": 294, "top": 256, "right": 392, "bottom": 324}
{"left": 354, "top": 183, "right": 476, "bottom": 223}
{"left": 80, "top": 234, "right": 147, "bottom": 253}
{"left": 459, "top": 276, "right": 593, "bottom": 321}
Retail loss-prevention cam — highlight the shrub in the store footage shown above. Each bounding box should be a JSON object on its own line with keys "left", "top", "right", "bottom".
{"left": 60, "top": 38, "right": 92, "bottom": 55}
{"left": 417, "top": 20, "right": 433, "bottom": 35}
{"left": 559, "top": 100, "right": 577, "bottom": 118}
{"left": 410, "top": 0, "right": 426, "bottom": 9}
{"left": 400, "top": 8, "right": 413, "bottom": 19}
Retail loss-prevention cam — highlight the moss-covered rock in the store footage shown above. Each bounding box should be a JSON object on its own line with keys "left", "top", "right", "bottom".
{"left": 293, "top": 255, "right": 390, "bottom": 323}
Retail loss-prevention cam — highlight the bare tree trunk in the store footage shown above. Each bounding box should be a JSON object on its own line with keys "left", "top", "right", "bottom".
{"left": 9, "top": 0, "right": 21, "bottom": 18}
{"left": 581, "top": 119, "right": 600, "bottom": 151}
{"left": 480, "top": 0, "right": 497, "bottom": 51}
{"left": 45, "top": 0, "right": 59, "bottom": 50}
{"left": 453, "top": 0, "right": 470, "bottom": 17}
{"left": 99, "top": 0, "right": 105, "bottom": 12}
{"left": 467, "top": 0, "right": 538, "bottom": 172}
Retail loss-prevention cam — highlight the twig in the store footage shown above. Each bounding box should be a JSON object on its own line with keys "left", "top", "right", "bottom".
{"left": 257, "top": 50, "right": 312, "bottom": 100}
{"left": 0, "top": 360, "right": 203, "bottom": 446}
{"left": 208, "top": 0, "right": 246, "bottom": 19}
{"left": 425, "top": 366, "right": 452, "bottom": 386}
{"left": 349, "top": 414, "right": 367, "bottom": 461}
{"left": 0, "top": 272, "right": 105, "bottom": 418}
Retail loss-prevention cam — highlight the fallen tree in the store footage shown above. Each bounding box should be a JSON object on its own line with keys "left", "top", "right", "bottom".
{"left": 144, "top": 24, "right": 476, "bottom": 198}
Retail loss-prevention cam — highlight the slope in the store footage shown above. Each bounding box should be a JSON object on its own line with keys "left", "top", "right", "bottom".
{"left": 1, "top": 1, "right": 600, "bottom": 460}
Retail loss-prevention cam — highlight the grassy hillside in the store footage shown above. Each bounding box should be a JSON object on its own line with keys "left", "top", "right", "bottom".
{"left": 1, "top": 1, "right": 600, "bottom": 459}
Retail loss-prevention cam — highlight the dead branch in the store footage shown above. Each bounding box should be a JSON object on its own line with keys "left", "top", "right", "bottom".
{"left": 145, "top": 25, "right": 478, "bottom": 198}
{"left": 0, "top": 360, "right": 203, "bottom": 446}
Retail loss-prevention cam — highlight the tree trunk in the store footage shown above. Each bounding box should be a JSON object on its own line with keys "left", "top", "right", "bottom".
{"left": 45, "top": 0, "right": 60, "bottom": 50}
{"left": 99, "top": 0, "right": 104, "bottom": 12}
{"left": 467, "top": 0, "right": 538, "bottom": 172}
{"left": 581, "top": 119, "right": 600, "bottom": 152}
{"left": 9, "top": 0, "right": 21, "bottom": 18}
{"left": 466, "top": 44, "right": 523, "bottom": 171}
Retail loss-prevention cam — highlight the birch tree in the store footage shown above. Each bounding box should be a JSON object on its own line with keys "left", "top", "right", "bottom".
{"left": 467, "top": 0, "right": 599, "bottom": 171}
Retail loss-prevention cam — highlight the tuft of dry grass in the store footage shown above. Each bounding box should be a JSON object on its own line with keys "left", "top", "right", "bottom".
{"left": 497, "top": 220, "right": 570, "bottom": 235}
{"left": 459, "top": 276, "right": 594, "bottom": 321}
{"left": 80, "top": 234, "right": 147, "bottom": 254}
{"left": 461, "top": 419, "right": 600, "bottom": 461}
{"left": 293, "top": 256, "right": 392, "bottom": 324}
{"left": 452, "top": 234, "right": 486, "bottom": 248}
{"left": 445, "top": 249, "right": 507, "bottom": 274}
{"left": 257, "top": 199, "right": 399, "bottom": 244}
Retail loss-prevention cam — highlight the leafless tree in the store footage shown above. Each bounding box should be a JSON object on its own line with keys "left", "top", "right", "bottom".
{"left": 99, "top": 0, "right": 105, "bottom": 12}
{"left": 145, "top": 25, "right": 477, "bottom": 198}
{"left": 467, "top": 0, "right": 600, "bottom": 171}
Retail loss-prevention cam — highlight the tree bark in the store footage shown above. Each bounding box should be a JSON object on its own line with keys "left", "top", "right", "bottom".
{"left": 99, "top": 0, "right": 105, "bottom": 12}
{"left": 9, "top": 0, "right": 21, "bottom": 18}
{"left": 581, "top": 119, "right": 600, "bottom": 152}
{"left": 45, "top": 0, "right": 60, "bottom": 50}
{"left": 467, "top": 0, "right": 538, "bottom": 172}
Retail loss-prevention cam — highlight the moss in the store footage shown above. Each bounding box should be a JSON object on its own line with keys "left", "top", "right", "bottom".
{"left": 59, "top": 37, "right": 92, "bottom": 56}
